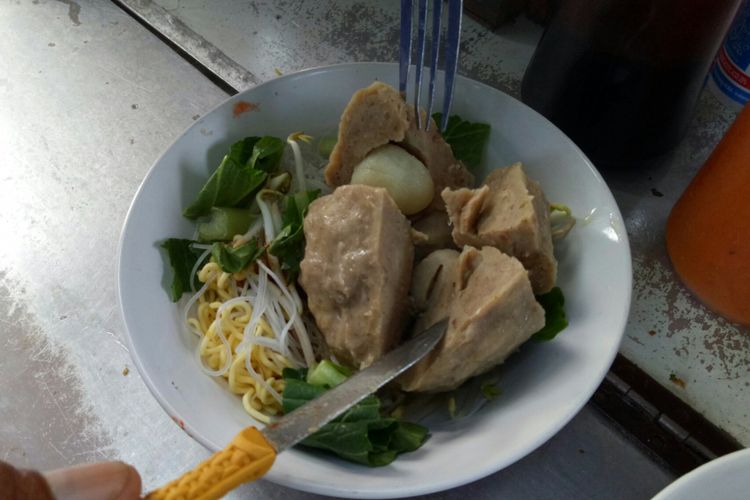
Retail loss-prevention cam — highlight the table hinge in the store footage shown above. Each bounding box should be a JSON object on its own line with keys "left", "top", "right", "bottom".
{"left": 593, "top": 356, "right": 740, "bottom": 475}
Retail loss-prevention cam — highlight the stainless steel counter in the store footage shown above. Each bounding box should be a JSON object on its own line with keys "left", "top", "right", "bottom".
{"left": 0, "top": 0, "right": 702, "bottom": 498}
{"left": 0, "top": 0, "right": 226, "bottom": 482}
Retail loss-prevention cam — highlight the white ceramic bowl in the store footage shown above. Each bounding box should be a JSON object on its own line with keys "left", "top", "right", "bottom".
{"left": 117, "top": 62, "right": 631, "bottom": 498}
{"left": 653, "top": 449, "right": 750, "bottom": 500}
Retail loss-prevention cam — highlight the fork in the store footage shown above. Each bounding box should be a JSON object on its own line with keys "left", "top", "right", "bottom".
{"left": 399, "top": 0, "right": 464, "bottom": 132}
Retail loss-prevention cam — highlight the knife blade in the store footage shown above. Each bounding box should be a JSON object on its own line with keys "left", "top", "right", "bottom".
{"left": 262, "top": 318, "right": 448, "bottom": 453}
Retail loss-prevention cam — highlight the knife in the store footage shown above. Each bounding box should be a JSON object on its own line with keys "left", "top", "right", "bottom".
{"left": 147, "top": 319, "right": 448, "bottom": 500}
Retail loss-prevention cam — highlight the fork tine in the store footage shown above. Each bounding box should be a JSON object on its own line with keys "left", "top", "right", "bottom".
{"left": 413, "top": 0, "right": 429, "bottom": 129}
{"left": 425, "top": 0, "right": 443, "bottom": 131}
{"left": 440, "top": 0, "right": 463, "bottom": 132}
{"left": 399, "top": 0, "right": 413, "bottom": 97}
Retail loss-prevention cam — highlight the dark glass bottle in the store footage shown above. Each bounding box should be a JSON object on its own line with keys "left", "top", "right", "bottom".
{"left": 521, "top": 0, "right": 742, "bottom": 169}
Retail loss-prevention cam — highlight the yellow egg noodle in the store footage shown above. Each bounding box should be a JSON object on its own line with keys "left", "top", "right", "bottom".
{"left": 177, "top": 133, "right": 325, "bottom": 425}
{"left": 184, "top": 256, "right": 316, "bottom": 424}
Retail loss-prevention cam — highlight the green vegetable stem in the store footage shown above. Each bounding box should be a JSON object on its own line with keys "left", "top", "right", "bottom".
{"left": 197, "top": 207, "right": 255, "bottom": 242}
{"left": 306, "top": 360, "right": 351, "bottom": 388}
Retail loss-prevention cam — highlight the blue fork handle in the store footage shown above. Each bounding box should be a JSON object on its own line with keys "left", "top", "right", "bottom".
{"left": 413, "top": 0, "right": 429, "bottom": 129}
{"left": 425, "top": 0, "right": 443, "bottom": 131}
{"left": 441, "top": 0, "right": 463, "bottom": 132}
{"left": 399, "top": 0, "right": 413, "bottom": 97}
{"left": 400, "top": 0, "right": 464, "bottom": 132}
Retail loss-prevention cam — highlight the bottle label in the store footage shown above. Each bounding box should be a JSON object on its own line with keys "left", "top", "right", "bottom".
{"left": 710, "top": 3, "right": 750, "bottom": 105}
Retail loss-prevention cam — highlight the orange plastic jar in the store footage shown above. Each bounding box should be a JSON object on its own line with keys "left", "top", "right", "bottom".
{"left": 666, "top": 103, "right": 750, "bottom": 325}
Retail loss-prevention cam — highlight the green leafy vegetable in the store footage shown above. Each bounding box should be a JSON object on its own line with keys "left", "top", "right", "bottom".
{"left": 388, "top": 421, "right": 429, "bottom": 453}
{"left": 282, "top": 367, "right": 307, "bottom": 381}
{"left": 432, "top": 113, "right": 491, "bottom": 170}
{"left": 183, "top": 136, "right": 285, "bottom": 219}
{"left": 228, "top": 137, "right": 259, "bottom": 165}
{"left": 161, "top": 238, "right": 205, "bottom": 302}
{"left": 284, "top": 190, "right": 320, "bottom": 229}
{"left": 211, "top": 239, "right": 263, "bottom": 273}
{"left": 227, "top": 136, "right": 284, "bottom": 172}
{"left": 480, "top": 382, "right": 501, "bottom": 401}
{"left": 268, "top": 189, "right": 320, "bottom": 278}
{"left": 533, "top": 287, "right": 568, "bottom": 341}
{"left": 248, "top": 136, "right": 285, "bottom": 172}
{"left": 282, "top": 378, "right": 327, "bottom": 413}
{"left": 183, "top": 157, "right": 266, "bottom": 219}
{"left": 197, "top": 207, "right": 255, "bottom": 242}
{"left": 282, "top": 368, "right": 429, "bottom": 467}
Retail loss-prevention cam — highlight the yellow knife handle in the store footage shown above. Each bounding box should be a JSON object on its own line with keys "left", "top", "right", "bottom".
{"left": 146, "top": 427, "right": 276, "bottom": 500}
